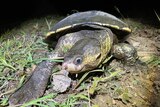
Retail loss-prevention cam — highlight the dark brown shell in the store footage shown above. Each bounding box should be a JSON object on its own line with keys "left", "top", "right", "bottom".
{"left": 46, "top": 10, "right": 131, "bottom": 41}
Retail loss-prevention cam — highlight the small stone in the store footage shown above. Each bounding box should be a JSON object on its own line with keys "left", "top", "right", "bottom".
{"left": 52, "top": 70, "right": 71, "bottom": 93}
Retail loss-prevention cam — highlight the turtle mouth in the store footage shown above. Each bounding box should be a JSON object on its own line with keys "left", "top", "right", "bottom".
{"left": 62, "top": 62, "right": 84, "bottom": 73}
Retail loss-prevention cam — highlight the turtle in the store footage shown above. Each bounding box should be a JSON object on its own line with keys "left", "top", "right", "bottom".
{"left": 9, "top": 10, "right": 138, "bottom": 105}
{"left": 45, "top": 10, "right": 137, "bottom": 73}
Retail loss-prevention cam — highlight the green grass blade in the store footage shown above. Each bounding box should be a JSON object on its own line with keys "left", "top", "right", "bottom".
{"left": 154, "top": 10, "right": 160, "bottom": 22}
{"left": 74, "top": 69, "right": 104, "bottom": 89}
{"left": 21, "top": 93, "right": 57, "bottom": 107}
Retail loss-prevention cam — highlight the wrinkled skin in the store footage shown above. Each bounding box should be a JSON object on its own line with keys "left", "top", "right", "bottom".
{"left": 9, "top": 27, "right": 137, "bottom": 105}
{"left": 58, "top": 29, "right": 114, "bottom": 73}
{"left": 9, "top": 60, "right": 55, "bottom": 105}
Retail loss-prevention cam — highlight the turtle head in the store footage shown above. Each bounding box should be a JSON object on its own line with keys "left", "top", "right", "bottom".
{"left": 62, "top": 38, "right": 102, "bottom": 74}
{"left": 62, "top": 55, "right": 84, "bottom": 73}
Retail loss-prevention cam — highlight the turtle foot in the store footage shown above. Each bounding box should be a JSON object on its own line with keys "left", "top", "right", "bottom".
{"left": 9, "top": 61, "right": 54, "bottom": 105}
{"left": 9, "top": 82, "right": 44, "bottom": 105}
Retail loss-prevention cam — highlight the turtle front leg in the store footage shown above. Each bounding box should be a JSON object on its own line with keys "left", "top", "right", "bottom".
{"left": 8, "top": 52, "right": 61, "bottom": 105}
{"left": 111, "top": 43, "right": 138, "bottom": 65}
{"left": 110, "top": 43, "right": 148, "bottom": 74}
{"left": 9, "top": 60, "right": 55, "bottom": 105}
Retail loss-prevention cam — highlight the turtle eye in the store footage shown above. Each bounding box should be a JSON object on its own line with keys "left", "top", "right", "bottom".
{"left": 74, "top": 57, "right": 83, "bottom": 65}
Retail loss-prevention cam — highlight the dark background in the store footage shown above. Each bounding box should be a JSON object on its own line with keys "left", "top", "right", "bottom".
{"left": 0, "top": 0, "right": 159, "bottom": 34}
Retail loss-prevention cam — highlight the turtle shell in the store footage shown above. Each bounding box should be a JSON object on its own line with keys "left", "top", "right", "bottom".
{"left": 46, "top": 10, "right": 131, "bottom": 41}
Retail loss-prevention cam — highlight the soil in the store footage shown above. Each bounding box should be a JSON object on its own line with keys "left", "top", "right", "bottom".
{"left": 1, "top": 15, "right": 159, "bottom": 107}
{"left": 46, "top": 18, "right": 160, "bottom": 107}
{"left": 91, "top": 19, "right": 160, "bottom": 107}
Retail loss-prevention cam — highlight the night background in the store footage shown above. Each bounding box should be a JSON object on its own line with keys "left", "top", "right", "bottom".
{"left": 0, "top": 0, "right": 159, "bottom": 34}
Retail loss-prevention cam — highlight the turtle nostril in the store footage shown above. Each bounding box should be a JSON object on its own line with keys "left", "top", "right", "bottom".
{"left": 62, "top": 63, "right": 68, "bottom": 70}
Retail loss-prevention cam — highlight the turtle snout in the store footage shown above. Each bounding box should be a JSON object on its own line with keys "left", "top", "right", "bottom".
{"left": 62, "top": 62, "right": 83, "bottom": 73}
{"left": 62, "top": 63, "right": 68, "bottom": 70}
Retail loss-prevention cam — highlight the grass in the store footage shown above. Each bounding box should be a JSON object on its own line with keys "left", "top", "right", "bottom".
{"left": 0, "top": 15, "right": 93, "bottom": 107}
{"left": 0, "top": 16, "right": 60, "bottom": 106}
{"left": 0, "top": 13, "right": 159, "bottom": 107}
{"left": 6, "top": 93, "right": 89, "bottom": 107}
{"left": 146, "top": 55, "right": 160, "bottom": 67}
{"left": 0, "top": 34, "right": 46, "bottom": 106}
{"left": 0, "top": 26, "right": 121, "bottom": 106}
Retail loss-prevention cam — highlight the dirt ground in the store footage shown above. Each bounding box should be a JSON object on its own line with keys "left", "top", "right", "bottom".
{"left": 0, "top": 14, "right": 160, "bottom": 107}
{"left": 46, "top": 18, "right": 160, "bottom": 107}
{"left": 91, "top": 19, "right": 160, "bottom": 107}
